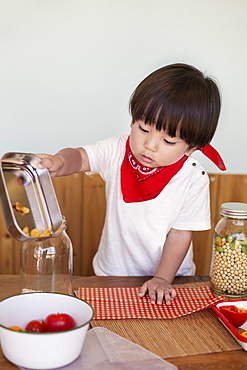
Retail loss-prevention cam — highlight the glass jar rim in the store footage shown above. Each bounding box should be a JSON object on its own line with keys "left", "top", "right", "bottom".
{"left": 220, "top": 202, "right": 247, "bottom": 219}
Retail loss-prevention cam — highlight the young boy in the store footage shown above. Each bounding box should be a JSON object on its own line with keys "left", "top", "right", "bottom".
{"left": 38, "top": 63, "right": 226, "bottom": 305}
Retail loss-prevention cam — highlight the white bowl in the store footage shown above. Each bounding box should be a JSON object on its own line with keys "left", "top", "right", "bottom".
{"left": 0, "top": 292, "right": 94, "bottom": 369}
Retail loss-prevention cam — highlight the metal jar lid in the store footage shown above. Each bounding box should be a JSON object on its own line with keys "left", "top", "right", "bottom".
{"left": 220, "top": 202, "right": 247, "bottom": 219}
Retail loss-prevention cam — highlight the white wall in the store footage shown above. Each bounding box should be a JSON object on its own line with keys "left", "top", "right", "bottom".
{"left": 0, "top": 0, "right": 246, "bottom": 174}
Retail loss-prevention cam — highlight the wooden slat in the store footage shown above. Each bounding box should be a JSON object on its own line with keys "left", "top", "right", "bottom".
{"left": 0, "top": 208, "right": 14, "bottom": 274}
{"left": 81, "top": 173, "right": 106, "bottom": 276}
{"left": 193, "top": 174, "right": 220, "bottom": 275}
{"left": 216, "top": 174, "right": 247, "bottom": 209}
{"left": 52, "top": 174, "right": 83, "bottom": 276}
{"left": 12, "top": 239, "right": 21, "bottom": 274}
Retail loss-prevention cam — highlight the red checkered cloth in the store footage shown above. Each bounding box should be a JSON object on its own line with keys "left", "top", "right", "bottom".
{"left": 77, "top": 286, "right": 224, "bottom": 320}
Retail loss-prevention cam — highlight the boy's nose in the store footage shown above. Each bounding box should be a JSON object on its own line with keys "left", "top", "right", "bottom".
{"left": 144, "top": 138, "right": 158, "bottom": 152}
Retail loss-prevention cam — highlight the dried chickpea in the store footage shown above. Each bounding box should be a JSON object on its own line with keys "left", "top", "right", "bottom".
{"left": 30, "top": 228, "right": 41, "bottom": 237}
{"left": 23, "top": 227, "right": 51, "bottom": 238}
{"left": 39, "top": 229, "right": 51, "bottom": 237}
{"left": 211, "top": 232, "right": 247, "bottom": 296}
{"left": 12, "top": 202, "right": 30, "bottom": 215}
{"left": 23, "top": 226, "right": 29, "bottom": 235}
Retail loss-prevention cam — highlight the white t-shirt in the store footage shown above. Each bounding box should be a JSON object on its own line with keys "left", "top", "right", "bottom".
{"left": 83, "top": 134, "right": 210, "bottom": 277}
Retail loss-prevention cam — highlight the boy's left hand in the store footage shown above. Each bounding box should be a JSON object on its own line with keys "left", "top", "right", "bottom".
{"left": 139, "top": 277, "right": 176, "bottom": 305}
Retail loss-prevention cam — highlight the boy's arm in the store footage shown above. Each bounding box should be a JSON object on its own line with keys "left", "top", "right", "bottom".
{"left": 38, "top": 147, "right": 90, "bottom": 177}
{"left": 139, "top": 228, "right": 192, "bottom": 305}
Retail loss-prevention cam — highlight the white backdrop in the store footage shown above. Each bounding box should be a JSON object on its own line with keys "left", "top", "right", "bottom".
{"left": 1, "top": 0, "right": 246, "bottom": 174}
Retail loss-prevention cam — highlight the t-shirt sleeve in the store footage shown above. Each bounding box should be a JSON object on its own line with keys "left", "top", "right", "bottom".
{"left": 172, "top": 168, "right": 211, "bottom": 231}
{"left": 82, "top": 135, "right": 127, "bottom": 181}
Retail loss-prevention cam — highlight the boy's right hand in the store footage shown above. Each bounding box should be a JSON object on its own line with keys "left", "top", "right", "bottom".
{"left": 37, "top": 147, "right": 90, "bottom": 177}
{"left": 37, "top": 154, "right": 64, "bottom": 177}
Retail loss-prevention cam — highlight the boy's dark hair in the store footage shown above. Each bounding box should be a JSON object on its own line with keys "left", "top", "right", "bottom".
{"left": 129, "top": 63, "right": 221, "bottom": 149}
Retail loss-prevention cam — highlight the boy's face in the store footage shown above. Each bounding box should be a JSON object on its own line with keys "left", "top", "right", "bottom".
{"left": 130, "top": 121, "right": 195, "bottom": 168}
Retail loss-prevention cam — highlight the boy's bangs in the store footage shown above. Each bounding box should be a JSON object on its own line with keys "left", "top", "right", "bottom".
{"left": 142, "top": 100, "right": 183, "bottom": 138}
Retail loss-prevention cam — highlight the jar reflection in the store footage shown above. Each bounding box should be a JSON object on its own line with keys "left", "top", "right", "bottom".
{"left": 20, "top": 222, "right": 73, "bottom": 295}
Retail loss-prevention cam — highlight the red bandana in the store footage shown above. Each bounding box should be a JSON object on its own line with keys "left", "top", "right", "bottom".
{"left": 120, "top": 137, "right": 188, "bottom": 203}
{"left": 120, "top": 137, "right": 226, "bottom": 203}
{"left": 199, "top": 144, "right": 226, "bottom": 171}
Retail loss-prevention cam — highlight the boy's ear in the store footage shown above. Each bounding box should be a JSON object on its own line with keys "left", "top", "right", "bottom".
{"left": 185, "top": 147, "right": 197, "bottom": 157}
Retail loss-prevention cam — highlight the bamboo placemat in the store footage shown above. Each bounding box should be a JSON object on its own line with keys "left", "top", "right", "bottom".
{"left": 90, "top": 281, "right": 242, "bottom": 358}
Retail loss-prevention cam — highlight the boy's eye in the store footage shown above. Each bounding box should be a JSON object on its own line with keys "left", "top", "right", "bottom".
{"left": 164, "top": 139, "right": 176, "bottom": 145}
{"left": 139, "top": 125, "right": 149, "bottom": 133}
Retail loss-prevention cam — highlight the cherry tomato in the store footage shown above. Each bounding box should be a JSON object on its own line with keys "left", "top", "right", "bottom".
{"left": 44, "top": 313, "right": 76, "bottom": 332}
{"left": 25, "top": 319, "right": 45, "bottom": 332}
{"left": 219, "top": 305, "right": 247, "bottom": 327}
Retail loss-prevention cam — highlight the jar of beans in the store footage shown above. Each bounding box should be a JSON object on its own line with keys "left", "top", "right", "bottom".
{"left": 211, "top": 202, "right": 247, "bottom": 298}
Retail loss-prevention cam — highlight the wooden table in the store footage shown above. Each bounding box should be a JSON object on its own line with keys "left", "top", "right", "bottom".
{"left": 0, "top": 275, "right": 246, "bottom": 369}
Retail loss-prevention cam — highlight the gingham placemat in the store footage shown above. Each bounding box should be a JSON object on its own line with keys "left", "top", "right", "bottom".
{"left": 77, "top": 286, "right": 224, "bottom": 320}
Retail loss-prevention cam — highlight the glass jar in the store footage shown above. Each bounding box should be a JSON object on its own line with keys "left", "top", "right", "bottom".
{"left": 20, "top": 219, "right": 73, "bottom": 295}
{"left": 211, "top": 202, "right": 247, "bottom": 298}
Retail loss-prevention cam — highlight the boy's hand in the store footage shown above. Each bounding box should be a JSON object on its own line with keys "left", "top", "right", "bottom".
{"left": 139, "top": 276, "right": 176, "bottom": 305}
{"left": 37, "top": 154, "right": 64, "bottom": 177}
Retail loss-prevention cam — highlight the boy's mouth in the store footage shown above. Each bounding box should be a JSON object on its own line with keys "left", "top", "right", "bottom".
{"left": 140, "top": 154, "right": 154, "bottom": 165}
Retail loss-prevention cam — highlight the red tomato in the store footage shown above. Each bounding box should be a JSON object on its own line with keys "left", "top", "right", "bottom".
{"left": 44, "top": 313, "right": 76, "bottom": 332}
{"left": 25, "top": 320, "right": 45, "bottom": 332}
{"left": 219, "top": 305, "right": 247, "bottom": 327}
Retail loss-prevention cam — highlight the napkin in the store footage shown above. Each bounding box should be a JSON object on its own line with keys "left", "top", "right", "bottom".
{"left": 77, "top": 286, "right": 224, "bottom": 320}
{"left": 19, "top": 327, "right": 177, "bottom": 370}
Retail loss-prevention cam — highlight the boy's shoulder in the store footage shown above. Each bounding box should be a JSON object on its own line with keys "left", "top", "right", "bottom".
{"left": 92, "top": 133, "right": 128, "bottom": 148}
{"left": 186, "top": 155, "right": 207, "bottom": 171}
{"left": 178, "top": 155, "right": 209, "bottom": 185}
{"left": 103, "top": 134, "right": 129, "bottom": 156}
{"left": 105, "top": 133, "right": 128, "bottom": 146}
{"left": 83, "top": 134, "right": 128, "bottom": 154}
